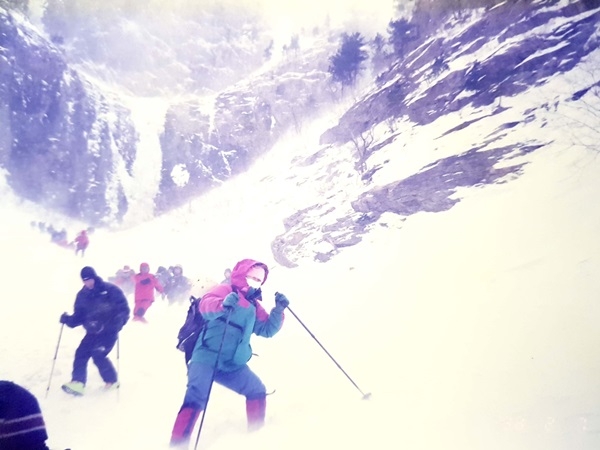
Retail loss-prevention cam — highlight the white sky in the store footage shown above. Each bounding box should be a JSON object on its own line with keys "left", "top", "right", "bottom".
{"left": 2, "top": 5, "right": 600, "bottom": 450}
{"left": 256, "top": 0, "right": 396, "bottom": 36}
{"left": 27, "top": 0, "right": 396, "bottom": 45}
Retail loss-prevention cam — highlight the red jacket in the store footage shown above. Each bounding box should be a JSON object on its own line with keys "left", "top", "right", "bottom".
{"left": 134, "top": 263, "right": 164, "bottom": 302}
{"left": 74, "top": 231, "right": 89, "bottom": 249}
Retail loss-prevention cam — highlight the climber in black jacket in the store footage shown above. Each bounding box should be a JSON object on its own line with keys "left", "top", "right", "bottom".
{"left": 59, "top": 266, "right": 130, "bottom": 396}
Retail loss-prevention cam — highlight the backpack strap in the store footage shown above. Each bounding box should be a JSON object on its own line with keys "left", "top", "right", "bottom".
{"left": 196, "top": 315, "right": 244, "bottom": 350}
{"left": 215, "top": 315, "right": 244, "bottom": 332}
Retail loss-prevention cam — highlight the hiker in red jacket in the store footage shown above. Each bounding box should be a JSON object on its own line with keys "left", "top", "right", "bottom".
{"left": 133, "top": 262, "right": 164, "bottom": 323}
{"left": 73, "top": 230, "right": 89, "bottom": 257}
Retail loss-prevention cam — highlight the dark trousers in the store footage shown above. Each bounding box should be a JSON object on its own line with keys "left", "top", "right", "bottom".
{"left": 72, "top": 332, "right": 118, "bottom": 384}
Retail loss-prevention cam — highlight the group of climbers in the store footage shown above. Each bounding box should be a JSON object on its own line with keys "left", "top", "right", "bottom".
{"left": 108, "top": 263, "right": 194, "bottom": 322}
{"left": 6, "top": 257, "right": 290, "bottom": 450}
{"left": 30, "top": 221, "right": 90, "bottom": 257}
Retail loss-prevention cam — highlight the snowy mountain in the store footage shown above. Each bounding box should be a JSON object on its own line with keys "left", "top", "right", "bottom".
{"left": 1, "top": 1, "right": 600, "bottom": 450}
{"left": 1, "top": 1, "right": 597, "bottom": 232}
{"left": 3, "top": 0, "right": 597, "bottom": 238}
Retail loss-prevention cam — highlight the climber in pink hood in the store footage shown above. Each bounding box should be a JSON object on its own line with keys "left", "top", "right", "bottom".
{"left": 169, "top": 258, "right": 291, "bottom": 447}
{"left": 133, "top": 262, "right": 164, "bottom": 322}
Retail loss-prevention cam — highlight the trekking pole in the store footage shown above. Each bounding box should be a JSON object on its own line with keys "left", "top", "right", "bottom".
{"left": 287, "top": 306, "right": 371, "bottom": 400}
{"left": 45, "top": 323, "right": 64, "bottom": 398}
{"left": 193, "top": 309, "right": 232, "bottom": 450}
{"left": 116, "top": 337, "right": 120, "bottom": 402}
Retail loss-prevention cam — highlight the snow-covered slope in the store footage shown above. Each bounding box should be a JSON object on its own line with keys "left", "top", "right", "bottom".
{"left": 2, "top": 70, "right": 600, "bottom": 450}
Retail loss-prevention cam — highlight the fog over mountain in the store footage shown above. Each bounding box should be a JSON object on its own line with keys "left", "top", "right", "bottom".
{"left": 1, "top": 1, "right": 600, "bottom": 449}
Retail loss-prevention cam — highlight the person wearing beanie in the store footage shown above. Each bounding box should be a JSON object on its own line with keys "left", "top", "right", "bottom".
{"left": 0, "top": 380, "right": 50, "bottom": 450}
{"left": 59, "top": 266, "right": 130, "bottom": 396}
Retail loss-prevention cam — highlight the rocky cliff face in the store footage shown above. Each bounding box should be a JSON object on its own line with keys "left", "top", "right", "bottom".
{"left": 269, "top": 0, "right": 600, "bottom": 266}
{"left": 156, "top": 40, "right": 337, "bottom": 212}
{"left": 321, "top": 1, "right": 599, "bottom": 145}
{"left": 0, "top": 6, "right": 337, "bottom": 225}
{"left": 0, "top": 11, "right": 137, "bottom": 225}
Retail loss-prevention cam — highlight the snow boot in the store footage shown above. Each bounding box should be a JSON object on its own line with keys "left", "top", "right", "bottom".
{"left": 169, "top": 406, "right": 201, "bottom": 447}
{"left": 61, "top": 381, "right": 85, "bottom": 396}
{"left": 246, "top": 396, "right": 266, "bottom": 431}
{"left": 104, "top": 382, "right": 120, "bottom": 391}
{"left": 132, "top": 316, "right": 148, "bottom": 323}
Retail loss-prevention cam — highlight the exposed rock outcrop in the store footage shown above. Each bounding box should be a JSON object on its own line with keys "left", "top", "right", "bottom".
{"left": 156, "top": 41, "right": 337, "bottom": 212}
{"left": 0, "top": 11, "right": 137, "bottom": 225}
{"left": 271, "top": 1, "right": 600, "bottom": 266}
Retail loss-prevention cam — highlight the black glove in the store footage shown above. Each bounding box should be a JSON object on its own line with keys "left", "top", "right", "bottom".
{"left": 60, "top": 313, "right": 72, "bottom": 326}
{"left": 222, "top": 292, "right": 239, "bottom": 309}
{"left": 83, "top": 320, "right": 104, "bottom": 334}
{"left": 246, "top": 287, "right": 262, "bottom": 302}
{"left": 274, "top": 292, "right": 290, "bottom": 310}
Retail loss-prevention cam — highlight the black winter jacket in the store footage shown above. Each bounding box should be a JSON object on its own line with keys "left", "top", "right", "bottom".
{"left": 64, "top": 277, "right": 130, "bottom": 335}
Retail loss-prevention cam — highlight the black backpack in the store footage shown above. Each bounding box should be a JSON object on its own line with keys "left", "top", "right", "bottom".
{"left": 176, "top": 296, "right": 207, "bottom": 363}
